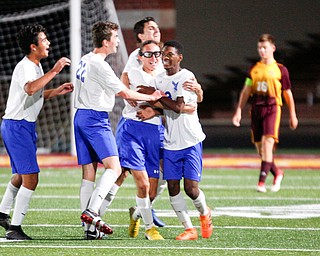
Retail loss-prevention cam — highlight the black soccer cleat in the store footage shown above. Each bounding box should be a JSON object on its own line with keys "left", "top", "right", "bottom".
{"left": 84, "top": 229, "right": 107, "bottom": 240}
{"left": 0, "top": 213, "right": 11, "bottom": 230}
{"left": 6, "top": 225, "right": 32, "bottom": 240}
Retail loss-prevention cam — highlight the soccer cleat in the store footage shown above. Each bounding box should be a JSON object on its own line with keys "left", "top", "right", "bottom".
{"left": 199, "top": 207, "right": 213, "bottom": 239}
{"left": 257, "top": 182, "right": 267, "bottom": 193}
{"left": 151, "top": 209, "right": 165, "bottom": 227}
{"left": 0, "top": 213, "right": 11, "bottom": 230}
{"left": 128, "top": 206, "right": 140, "bottom": 238}
{"left": 6, "top": 225, "right": 32, "bottom": 240}
{"left": 84, "top": 229, "right": 107, "bottom": 240}
{"left": 271, "top": 170, "right": 284, "bottom": 192}
{"left": 81, "top": 209, "right": 113, "bottom": 235}
{"left": 175, "top": 228, "right": 198, "bottom": 240}
{"left": 145, "top": 226, "right": 164, "bottom": 240}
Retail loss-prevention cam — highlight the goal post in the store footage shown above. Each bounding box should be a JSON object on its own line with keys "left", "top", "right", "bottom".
{"left": 0, "top": 0, "right": 127, "bottom": 154}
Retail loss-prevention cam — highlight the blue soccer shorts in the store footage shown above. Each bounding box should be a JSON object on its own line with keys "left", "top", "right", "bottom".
{"left": 74, "top": 109, "right": 118, "bottom": 165}
{"left": 163, "top": 142, "right": 203, "bottom": 182}
{"left": 1, "top": 119, "right": 40, "bottom": 174}
{"left": 118, "top": 119, "right": 161, "bottom": 178}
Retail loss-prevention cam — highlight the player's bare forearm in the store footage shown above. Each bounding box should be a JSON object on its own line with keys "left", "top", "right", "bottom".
{"left": 25, "top": 57, "right": 71, "bottom": 96}
{"left": 44, "top": 82, "right": 74, "bottom": 99}
{"left": 283, "top": 89, "right": 298, "bottom": 129}
{"left": 159, "top": 97, "right": 185, "bottom": 113}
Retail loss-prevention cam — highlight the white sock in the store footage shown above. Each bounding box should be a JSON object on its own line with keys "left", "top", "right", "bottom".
{"left": 80, "top": 179, "right": 95, "bottom": 232}
{"left": 151, "top": 170, "right": 167, "bottom": 207}
{"left": 80, "top": 179, "right": 94, "bottom": 212}
{"left": 192, "top": 189, "right": 209, "bottom": 216}
{"left": 99, "top": 183, "right": 120, "bottom": 216}
{"left": 136, "top": 196, "right": 153, "bottom": 230}
{"left": 170, "top": 192, "right": 193, "bottom": 229}
{"left": 88, "top": 169, "right": 118, "bottom": 213}
{"left": 11, "top": 186, "right": 33, "bottom": 226}
{"left": 132, "top": 206, "right": 141, "bottom": 220}
{"left": 0, "top": 181, "right": 19, "bottom": 215}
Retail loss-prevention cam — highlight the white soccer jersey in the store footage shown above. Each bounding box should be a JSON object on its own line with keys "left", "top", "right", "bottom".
{"left": 123, "top": 48, "right": 165, "bottom": 74}
{"left": 122, "top": 67, "right": 161, "bottom": 125}
{"left": 2, "top": 56, "right": 44, "bottom": 122}
{"left": 74, "top": 52, "right": 126, "bottom": 112}
{"left": 152, "top": 69, "right": 206, "bottom": 150}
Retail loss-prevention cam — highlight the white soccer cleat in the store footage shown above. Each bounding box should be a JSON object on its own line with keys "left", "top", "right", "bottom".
{"left": 257, "top": 182, "right": 267, "bottom": 193}
{"left": 271, "top": 171, "right": 284, "bottom": 192}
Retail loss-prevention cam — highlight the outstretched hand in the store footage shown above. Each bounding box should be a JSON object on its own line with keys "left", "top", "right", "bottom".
{"left": 52, "top": 57, "right": 71, "bottom": 74}
{"left": 56, "top": 82, "right": 74, "bottom": 95}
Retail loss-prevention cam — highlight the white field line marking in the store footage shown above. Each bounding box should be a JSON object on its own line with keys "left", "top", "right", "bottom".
{"left": 25, "top": 204, "right": 320, "bottom": 219}
{"left": 8, "top": 195, "right": 318, "bottom": 201}
{"left": 1, "top": 183, "right": 320, "bottom": 190}
{"left": 18, "top": 223, "right": 320, "bottom": 231}
{"left": 1, "top": 173, "right": 320, "bottom": 180}
{"left": 0, "top": 244, "right": 319, "bottom": 253}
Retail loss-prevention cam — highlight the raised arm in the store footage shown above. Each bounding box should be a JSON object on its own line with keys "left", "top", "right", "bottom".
{"left": 25, "top": 57, "right": 71, "bottom": 96}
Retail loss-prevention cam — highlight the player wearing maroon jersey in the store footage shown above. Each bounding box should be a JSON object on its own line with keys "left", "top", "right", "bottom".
{"left": 232, "top": 34, "right": 298, "bottom": 193}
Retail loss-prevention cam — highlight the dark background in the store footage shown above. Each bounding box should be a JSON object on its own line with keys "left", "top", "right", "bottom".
{"left": 174, "top": 0, "right": 320, "bottom": 149}
{"left": 175, "top": 0, "right": 320, "bottom": 81}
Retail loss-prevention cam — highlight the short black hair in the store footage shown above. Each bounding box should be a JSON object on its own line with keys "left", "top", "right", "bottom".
{"left": 17, "top": 24, "right": 46, "bottom": 55}
{"left": 163, "top": 40, "right": 184, "bottom": 54}
{"left": 133, "top": 17, "right": 155, "bottom": 43}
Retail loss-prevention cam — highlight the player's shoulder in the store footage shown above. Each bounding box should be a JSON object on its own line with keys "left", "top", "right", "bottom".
{"left": 128, "top": 48, "right": 140, "bottom": 60}
{"left": 177, "top": 68, "right": 195, "bottom": 80}
{"left": 128, "top": 66, "right": 144, "bottom": 79}
{"left": 180, "top": 68, "right": 194, "bottom": 76}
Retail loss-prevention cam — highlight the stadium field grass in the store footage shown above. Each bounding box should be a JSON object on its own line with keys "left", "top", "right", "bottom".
{"left": 0, "top": 153, "right": 319, "bottom": 255}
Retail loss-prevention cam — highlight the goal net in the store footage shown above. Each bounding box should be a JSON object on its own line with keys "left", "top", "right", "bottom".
{"left": 0, "top": 0, "right": 127, "bottom": 153}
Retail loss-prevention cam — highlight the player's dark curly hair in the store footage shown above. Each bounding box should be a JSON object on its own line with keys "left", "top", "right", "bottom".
{"left": 92, "top": 21, "right": 119, "bottom": 48}
{"left": 17, "top": 24, "right": 46, "bottom": 55}
{"left": 133, "top": 17, "right": 155, "bottom": 44}
{"left": 163, "top": 40, "right": 184, "bottom": 55}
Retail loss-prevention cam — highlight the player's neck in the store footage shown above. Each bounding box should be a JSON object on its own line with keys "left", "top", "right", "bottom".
{"left": 261, "top": 57, "right": 275, "bottom": 65}
{"left": 93, "top": 48, "right": 108, "bottom": 59}
{"left": 26, "top": 54, "right": 41, "bottom": 66}
{"left": 166, "top": 67, "right": 181, "bottom": 76}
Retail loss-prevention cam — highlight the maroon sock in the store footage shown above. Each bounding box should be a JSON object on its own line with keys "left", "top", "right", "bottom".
{"left": 259, "top": 161, "right": 272, "bottom": 183}
{"left": 270, "top": 161, "right": 277, "bottom": 176}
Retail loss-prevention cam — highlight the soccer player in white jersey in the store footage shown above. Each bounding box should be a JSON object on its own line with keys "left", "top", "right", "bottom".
{"left": 100, "top": 17, "right": 166, "bottom": 227}
{"left": 0, "top": 24, "right": 73, "bottom": 240}
{"left": 115, "top": 40, "right": 165, "bottom": 240}
{"left": 137, "top": 40, "right": 213, "bottom": 240}
{"left": 74, "top": 21, "right": 163, "bottom": 240}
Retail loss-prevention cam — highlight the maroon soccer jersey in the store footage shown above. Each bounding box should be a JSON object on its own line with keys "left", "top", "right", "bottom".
{"left": 245, "top": 61, "right": 291, "bottom": 106}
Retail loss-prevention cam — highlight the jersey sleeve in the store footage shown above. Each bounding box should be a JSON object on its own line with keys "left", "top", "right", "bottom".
{"left": 180, "top": 70, "right": 198, "bottom": 103}
{"left": 244, "top": 65, "right": 254, "bottom": 86}
{"left": 99, "top": 63, "right": 126, "bottom": 93}
{"left": 278, "top": 64, "right": 291, "bottom": 90}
